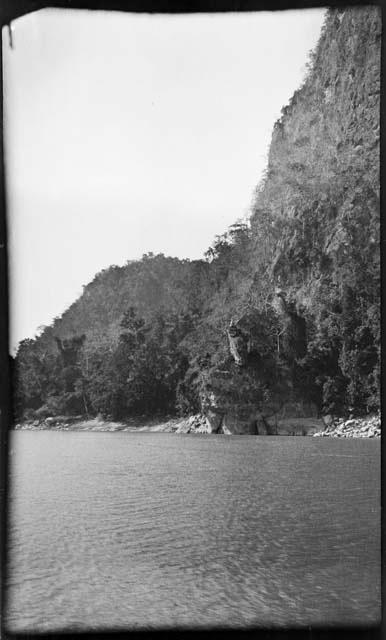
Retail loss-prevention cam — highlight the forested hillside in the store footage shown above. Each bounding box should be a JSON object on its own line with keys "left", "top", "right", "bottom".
{"left": 13, "top": 7, "right": 380, "bottom": 426}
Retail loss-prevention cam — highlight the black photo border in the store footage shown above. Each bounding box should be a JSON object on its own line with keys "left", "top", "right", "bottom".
{"left": 0, "top": 1, "right": 384, "bottom": 639}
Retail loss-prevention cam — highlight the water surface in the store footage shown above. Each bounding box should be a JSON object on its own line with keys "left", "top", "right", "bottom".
{"left": 6, "top": 432, "right": 380, "bottom": 631}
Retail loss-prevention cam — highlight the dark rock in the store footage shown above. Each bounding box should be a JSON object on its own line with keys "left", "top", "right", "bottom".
{"left": 272, "top": 289, "right": 307, "bottom": 361}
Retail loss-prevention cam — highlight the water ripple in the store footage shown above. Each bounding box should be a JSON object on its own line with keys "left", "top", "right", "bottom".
{"left": 6, "top": 432, "right": 380, "bottom": 632}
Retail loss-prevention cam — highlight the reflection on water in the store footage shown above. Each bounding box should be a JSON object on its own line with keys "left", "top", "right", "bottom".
{"left": 6, "top": 432, "right": 380, "bottom": 631}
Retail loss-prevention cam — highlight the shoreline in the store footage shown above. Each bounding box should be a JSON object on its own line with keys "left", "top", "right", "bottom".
{"left": 13, "top": 415, "right": 182, "bottom": 433}
{"left": 13, "top": 412, "right": 381, "bottom": 437}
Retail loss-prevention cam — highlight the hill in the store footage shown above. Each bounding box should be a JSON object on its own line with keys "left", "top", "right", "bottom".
{"left": 13, "top": 7, "right": 380, "bottom": 430}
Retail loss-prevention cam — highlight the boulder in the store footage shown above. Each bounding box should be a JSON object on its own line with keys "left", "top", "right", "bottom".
{"left": 196, "top": 420, "right": 211, "bottom": 434}
{"left": 176, "top": 420, "right": 191, "bottom": 434}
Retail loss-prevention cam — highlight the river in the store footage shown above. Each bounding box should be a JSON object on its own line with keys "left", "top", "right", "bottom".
{"left": 6, "top": 431, "right": 380, "bottom": 632}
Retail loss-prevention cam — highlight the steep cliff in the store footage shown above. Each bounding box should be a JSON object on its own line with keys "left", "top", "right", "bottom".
{"left": 200, "top": 6, "right": 380, "bottom": 427}
{"left": 246, "top": 6, "right": 380, "bottom": 415}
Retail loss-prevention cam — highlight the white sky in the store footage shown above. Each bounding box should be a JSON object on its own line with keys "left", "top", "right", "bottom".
{"left": 3, "top": 8, "right": 326, "bottom": 352}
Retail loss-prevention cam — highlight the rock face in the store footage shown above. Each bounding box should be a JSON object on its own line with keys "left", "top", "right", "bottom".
{"left": 249, "top": 7, "right": 380, "bottom": 418}
{"left": 201, "top": 384, "right": 324, "bottom": 436}
{"left": 272, "top": 289, "right": 307, "bottom": 361}
{"left": 227, "top": 322, "right": 248, "bottom": 367}
{"left": 264, "top": 400, "right": 324, "bottom": 435}
{"left": 200, "top": 308, "right": 321, "bottom": 435}
{"left": 222, "top": 409, "right": 268, "bottom": 435}
{"left": 175, "top": 414, "right": 211, "bottom": 434}
{"left": 199, "top": 361, "right": 269, "bottom": 435}
{"left": 227, "top": 309, "right": 273, "bottom": 366}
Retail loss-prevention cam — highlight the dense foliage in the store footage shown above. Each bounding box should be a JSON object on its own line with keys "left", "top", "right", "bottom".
{"left": 248, "top": 7, "right": 380, "bottom": 414}
{"left": 13, "top": 7, "right": 380, "bottom": 422}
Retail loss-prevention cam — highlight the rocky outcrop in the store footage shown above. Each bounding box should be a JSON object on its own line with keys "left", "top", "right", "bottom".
{"left": 175, "top": 414, "right": 211, "bottom": 434}
{"left": 199, "top": 361, "right": 276, "bottom": 435}
{"left": 174, "top": 412, "right": 269, "bottom": 435}
{"left": 201, "top": 306, "right": 318, "bottom": 435}
{"left": 199, "top": 372, "right": 325, "bottom": 435}
{"left": 227, "top": 309, "right": 268, "bottom": 367}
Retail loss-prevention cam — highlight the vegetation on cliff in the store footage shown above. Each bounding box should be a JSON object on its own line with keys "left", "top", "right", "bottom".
{"left": 13, "top": 7, "right": 380, "bottom": 425}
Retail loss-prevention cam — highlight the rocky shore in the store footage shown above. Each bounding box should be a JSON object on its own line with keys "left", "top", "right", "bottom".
{"left": 177, "top": 413, "right": 382, "bottom": 437}
{"left": 12, "top": 414, "right": 217, "bottom": 433}
{"left": 313, "top": 414, "right": 381, "bottom": 438}
{"left": 13, "top": 415, "right": 180, "bottom": 433}
{"left": 13, "top": 412, "right": 381, "bottom": 437}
